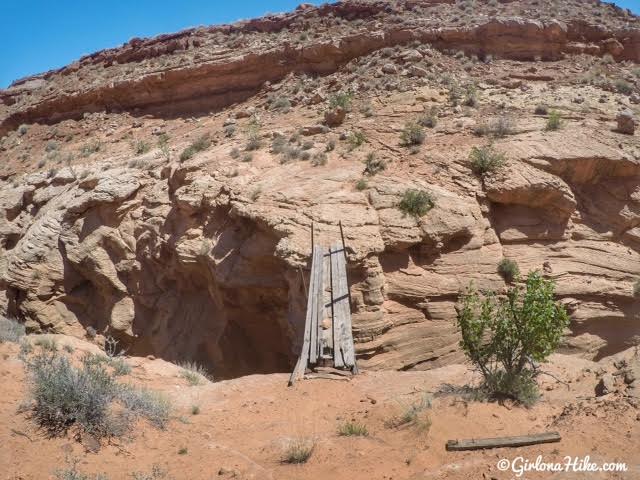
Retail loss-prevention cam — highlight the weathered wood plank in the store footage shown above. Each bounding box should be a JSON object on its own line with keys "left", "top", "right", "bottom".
{"left": 289, "top": 246, "right": 322, "bottom": 385}
{"left": 309, "top": 246, "right": 323, "bottom": 365}
{"left": 446, "top": 432, "right": 561, "bottom": 451}
{"left": 336, "top": 247, "right": 356, "bottom": 369}
{"left": 331, "top": 243, "right": 354, "bottom": 368}
{"left": 319, "top": 251, "right": 333, "bottom": 359}
{"left": 330, "top": 245, "right": 345, "bottom": 368}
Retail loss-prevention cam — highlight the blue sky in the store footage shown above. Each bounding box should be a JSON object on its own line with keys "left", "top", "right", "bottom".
{"left": 1, "top": 0, "right": 638, "bottom": 89}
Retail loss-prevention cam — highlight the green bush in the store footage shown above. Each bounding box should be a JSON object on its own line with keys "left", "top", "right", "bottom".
{"left": 615, "top": 79, "right": 633, "bottom": 95}
{"left": 0, "top": 317, "right": 25, "bottom": 343}
{"left": 364, "top": 152, "right": 385, "bottom": 176}
{"left": 469, "top": 145, "right": 505, "bottom": 175}
{"left": 457, "top": 271, "right": 569, "bottom": 406}
{"left": 328, "top": 91, "right": 353, "bottom": 111}
{"left": 311, "top": 152, "right": 327, "bottom": 166}
{"left": 347, "top": 131, "right": 366, "bottom": 150}
{"left": 418, "top": 108, "right": 438, "bottom": 128}
{"left": 179, "top": 134, "right": 211, "bottom": 161}
{"left": 400, "top": 122, "right": 425, "bottom": 146}
{"left": 356, "top": 178, "right": 368, "bottom": 191}
{"left": 270, "top": 96, "right": 291, "bottom": 112}
{"left": 398, "top": 189, "right": 435, "bottom": 217}
{"left": 18, "top": 124, "right": 29, "bottom": 136}
{"left": 134, "top": 140, "right": 150, "bottom": 155}
{"left": 497, "top": 258, "right": 520, "bottom": 283}
{"left": 338, "top": 421, "right": 368, "bottom": 436}
{"left": 474, "top": 115, "right": 514, "bottom": 138}
{"left": 546, "top": 110, "right": 562, "bottom": 131}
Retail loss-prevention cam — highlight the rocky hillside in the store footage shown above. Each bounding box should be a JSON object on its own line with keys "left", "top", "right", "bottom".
{"left": 0, "top": 0, "right": 639, "bottom": 378}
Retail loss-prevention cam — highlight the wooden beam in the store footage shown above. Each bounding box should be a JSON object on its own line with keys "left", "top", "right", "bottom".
{"left": 446, "top": 432, "right": 561, "bottom": 451}
{"left": 288, "top": 245, "right": 322, "bottom": 386}
{"left": 309, "top": 246, "right": 323, "bottom": 365}
{"left": 331, "top": 243, "right": 356, "bottom": 369}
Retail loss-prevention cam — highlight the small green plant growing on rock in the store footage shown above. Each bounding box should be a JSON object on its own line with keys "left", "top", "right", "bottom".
{"left": 178, "top": 361, "right": 212, "bottom": 386}
{"left": 356, "top": 178, "right": 368, "bottom": 191}
{"left": 179, "top": 134, "right": 211, "bottom": 162}
{"left": 364, "top": 152, "right": 385, "bottom": 176}
{"left": 497, "top": 258, "right": 520, "bottom": 283}
{"left": 546, "top": 110, "right": 562, "bottom": 131}
{"left": 338, "top": 421, "right": 369, "bottom": 437}
{"left": 347, "top": 130, "right": 366, "bottom": 150}
{"left": 398, "top": 189, "right": 434, "bottom": 217}
{"left": 133, "top": 140, "right": 150, "bottom": 155}
{"left": 400, "top": 121, "right": 425, "bottom": 146}
{"left": 18, "top": 124, "right": 29, "bottom": 136}
{"left": 469, "top": 145, "right": 505, "bottom": 175}
{"left": 328, "top": 91, "right": 353, "bottom": 111}
{"left": 457, "top": 271, "right": 569, "bottom": 407}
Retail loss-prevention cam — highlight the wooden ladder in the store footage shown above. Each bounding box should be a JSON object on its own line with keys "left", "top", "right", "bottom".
{"left": 289, "top": 223, "right": 358, "bottom": 385}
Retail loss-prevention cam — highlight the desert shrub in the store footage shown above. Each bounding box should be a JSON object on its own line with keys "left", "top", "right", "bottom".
{"left": 178, "top": 361, "right": 212, "bottom": 385}
{"left": 26, "top": 351, "right": 170, "bottom": 437}
{"left": 398, "top": 189, "right": 435, "bottom": 217}
{"left": 130, "top": 465, "right": 172, "bottom": 480}
{"left": 271, "top": 136, "right": 287, "bottom": 154}
{"left": 497, "top": 258, "right": 520, "bottom": 283}
{"left": 545, "top": 110, "right": 562, "bottom": 131}
{"left": 457, "top": 271, "right": 569, "bottom": 406}
{"left": 179, "top": 134, "right": 211, "bottom": 161}
{"left": 360, "top": 103, "right": 374, "bottom": 117}
{"left": 534, "top": 104, "right": 548, "bottom": 115}
{"left": 282, "top": 438, "right": 315, "bottom": 464}
{"left": 400, "top": 122, "right": 425, "bottom": 146}
{"left": 469, "top": 145, "right": 505, "bottom": 175}
{"left": 338, "top": 421, "right": 368, "bottom": 436}
{"left": 463, "top": 84, "right": 479, "bottom": 107}
{"left": 302, "top": 140, "right": 314, "bottom": 150}
{"left": 45, "top": 141, "right": 59, "bottom": 152}
{"left": 325, "top": 139, "right": 336, "bottom": 152}
{"left": 347, "top": 130, "right": 366, "bottom": 150}
{"left": 55, "top": 463, "right": 109, "bottom": 480}
{"left": 230, "top": 147, "right": 240, "bottom": 159}
{"left": 614, "top": 79, "right": 633, "bottom": 95}
{"left": 364, "top": 152, "right": 385, "bottom": 176}
{"left": 356, "top": 178, "right": 368, "bottom": 191}
{"left": 245, "top": 123, "right": 262, "bottom": 151}
{"left": 80, "top": 141, "right": 102, "bottom": 158}
{"left": 385, "top": 394, "right": 432, "bottom": 430}
{"left": 27, "top": 352, "right": 117, "bottom": 436}
{"left": 117, "top": 385, "right": 170, "bottom": 429}
{"left": 601, "top": 53, "right": 614, "bottom": 64}
{"left": 34, "top": 336, "right": 58, "bottom": 352}
{"left": 191, "top": 405, "right": 200, "bottom": 415}
{"left": 133, "top": 140, "right": 150, "bottom": 155}
{"left": 0, "top": 317, "right": 25, "bottom": 343}
{"left": 311, "top": 152, "right": 327, "bottom": 166}
{"left": 474, "top": 115, "right": 514, "bottom": 138}
{"left": 634, "top": 279, "right": 640, "bottom": 298}
{"left": 224, "top": 124, "right": 236, "bottom": 137}
{"left": 270, "top": 96, "right": 291, "bottom": 113}
{"left": 328, "top": 91, "right": 353, "bottom": 111}
{"left": 418, "top": 108, "right": 438, "bottom": 128}
{"left": 18, "top": 124, "right": 28, "bottom": 136}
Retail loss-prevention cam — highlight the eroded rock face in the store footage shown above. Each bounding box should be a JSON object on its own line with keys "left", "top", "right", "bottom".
{"left": 1, "top": 124, "right": 640, "bottom": 376}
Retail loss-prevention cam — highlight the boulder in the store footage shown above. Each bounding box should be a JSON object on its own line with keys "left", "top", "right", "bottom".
{"left": 616, "top": 110, "right": 635, "bottom": 135}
